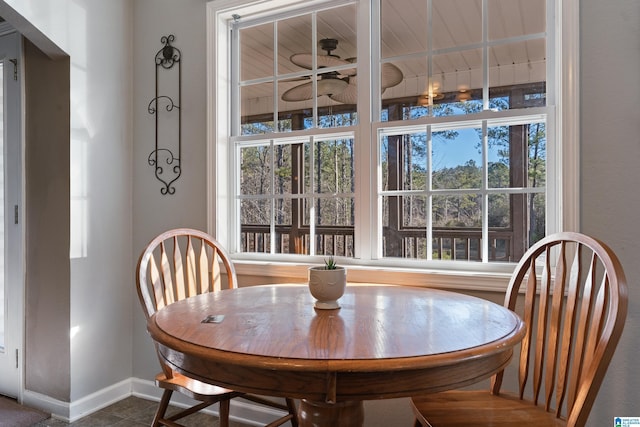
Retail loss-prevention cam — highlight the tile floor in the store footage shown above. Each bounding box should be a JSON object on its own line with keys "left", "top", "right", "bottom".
{"left": 31, "top": 396, "right": 251, "bottom": 427}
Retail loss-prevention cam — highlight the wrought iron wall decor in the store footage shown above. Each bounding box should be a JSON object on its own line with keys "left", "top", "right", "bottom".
{"left": 148, "top": 34, "right": 181, "bottom": 195}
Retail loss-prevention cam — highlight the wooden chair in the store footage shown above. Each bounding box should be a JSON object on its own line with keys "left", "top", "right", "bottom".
{"left": 410, "top": 232, "right": 628, "bottom": 427}
{"left": 136, "top": 228, "right": 298, "bottom": 427}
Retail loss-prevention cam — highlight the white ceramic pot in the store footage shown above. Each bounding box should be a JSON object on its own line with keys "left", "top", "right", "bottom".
{"left": 308, "top": 266, "right": 347, "bottom": 309}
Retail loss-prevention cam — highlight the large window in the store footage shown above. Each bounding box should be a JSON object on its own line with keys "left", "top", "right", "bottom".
{"left": 210, "top": 0, "right": 575, "bottom": 274}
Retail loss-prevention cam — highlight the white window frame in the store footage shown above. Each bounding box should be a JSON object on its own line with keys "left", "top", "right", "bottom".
{"left": 206, "top": 0, "right": 579, "bottom": 291}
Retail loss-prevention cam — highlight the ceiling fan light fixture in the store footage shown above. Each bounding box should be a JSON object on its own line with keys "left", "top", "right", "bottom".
{"left": 417, "top": 90, "right": 445, "bottom": 106}
{"left": 456, "top": 89, "right": 472, "bottom": 102}
{"left": 318, "top": 78, "right": 349, "bottom": 96}
{"left": 417, "top": 91, "right": 430, "bottom": 106}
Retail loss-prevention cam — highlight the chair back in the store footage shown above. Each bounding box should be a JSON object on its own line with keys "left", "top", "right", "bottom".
{"left": 491, "top": 232, "right": 628, "bottom": 426}
{"left": 136, "top": 228, "right": 237, "bottom": 320}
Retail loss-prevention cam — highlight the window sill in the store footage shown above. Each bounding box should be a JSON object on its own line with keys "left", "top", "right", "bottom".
{"left": 233, "top": 260, "right": 514, "bottom": 293}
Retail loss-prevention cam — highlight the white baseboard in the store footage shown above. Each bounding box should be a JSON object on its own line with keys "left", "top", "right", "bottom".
{"left": 23, "top": 377, "right": 294, "bottom": 426}
{"left": 23, "top": 378, "right": 132, "bottom": 422}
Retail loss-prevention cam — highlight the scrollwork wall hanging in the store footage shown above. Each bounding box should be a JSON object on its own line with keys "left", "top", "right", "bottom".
{"left": 148, "top": 34, "right": 181, "bottom": 195}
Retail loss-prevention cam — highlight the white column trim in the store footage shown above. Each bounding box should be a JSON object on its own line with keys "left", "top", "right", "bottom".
{"left": 559, "top": 0, "right": 580, "bottom": 232}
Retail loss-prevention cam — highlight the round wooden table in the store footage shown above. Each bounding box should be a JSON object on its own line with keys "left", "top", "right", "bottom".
{"left": 147, "top": 284, "right": 525, "bottom": 427}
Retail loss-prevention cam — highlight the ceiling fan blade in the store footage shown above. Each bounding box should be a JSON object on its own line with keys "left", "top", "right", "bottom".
{"left": 282, "top": 81, "right": 314, "bottom": 101}
{"left": 281, "top": 78, "right": 350, "bottom": 102}
{"left": 381, "top": 63, "right": 404, "bottom": 89}
{"left": 290, "top": 53, "right": 351, "bottom": 70}
{"left": 281, "top": 76, "right": 311, "bottom": 82}
{"left": 329, "top": 82, "right": 357, "bottom": 104}
{"left": 342, "top": 58, "right": 357, "bottom": 77}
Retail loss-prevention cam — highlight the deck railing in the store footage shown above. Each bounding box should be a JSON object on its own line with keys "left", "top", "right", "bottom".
{"left": 241, "top": 225, "right": 514, "bottom": 262}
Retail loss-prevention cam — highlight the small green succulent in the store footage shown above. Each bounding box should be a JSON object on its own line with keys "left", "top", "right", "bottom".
{"left": 324, "top": 256, "right": 337, "bottom": 270}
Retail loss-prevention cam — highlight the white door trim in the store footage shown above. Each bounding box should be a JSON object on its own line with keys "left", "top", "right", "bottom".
{"left": 0, "top": 30, "right": 24, "bottom": 400}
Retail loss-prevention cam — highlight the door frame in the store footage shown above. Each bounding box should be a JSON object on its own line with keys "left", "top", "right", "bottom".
{"left": 0, "top": 29, "right": 24, "bottom": 400}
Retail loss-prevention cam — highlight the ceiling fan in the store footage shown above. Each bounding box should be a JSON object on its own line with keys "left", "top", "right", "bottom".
{"left": 281, "top": 38, "right": 403, "bottom": 104}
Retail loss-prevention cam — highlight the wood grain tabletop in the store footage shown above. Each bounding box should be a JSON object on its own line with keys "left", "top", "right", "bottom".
{"left": 148, "top": 284, "right": 525, "bottom": 406}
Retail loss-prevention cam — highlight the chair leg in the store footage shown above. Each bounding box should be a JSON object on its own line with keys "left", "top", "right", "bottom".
{"left": 153, "top": 389, "right": 173, "bottom": 427}
{"left": 286, "top": 398, "right": 298, "bottom": 427}
{"left": 219, "top": 398, "right": 231, "bottom": 427}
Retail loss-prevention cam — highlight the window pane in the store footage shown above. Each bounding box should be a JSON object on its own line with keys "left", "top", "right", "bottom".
{"left": 241, "top": 82, "right": 274, "bottom": 134}
{"left": 432, "top": 128, "right": 482, "bottom": 190}
{"left": 314, "top": 197, "right": 354, "bottom": 227}
{"left": 487, "top": 122, "right": 546, "bottom": 189}
{"left": 274, "top": 198, "right": 292, "bottom": 253}
{"left": 411, "top": 71, "right": 447, "bottom": 112}
{"left": 488, "top": 0, "right": 546, "bottom": 40}
{"left": 382, "top": 195, "right": 428, "bottom": 259}
{"left": 433, "top": 0, "right": 482, "bottom": 50}
{"left": 317, "top": 5, "right": 356, "bottom": 57}
{"left": 240, "top": 23, "right": 274, "bottom": 81}
{"left": 306, "top": 197, "right": 355, "bottom": 257}
{"left": 317, "top": 104, "right": 357, "bottom": 129}
{"left": 240, "top": 145, "right": 271, "bottom": 195}
{"left": 433, "top": 194, "right": 482, "bottom": 228}
{"left": 485, "top": 204, "right": 513, "bottom": 261}
{"left": 381, "top": 131, "right": 428, "bottom": 191}
{"left": 527, "top": 122, "right": 546, "bottom": 188}
{"left": 488, "top": 160, "right": 510, "bottom": 189}
{"left": 307, "top": 137, "right": 354, "bottom": 194}
{"left": 488, "top": 193, "right": 510, "bottom": 228}
{"left": 276, "top": 109, "right": 314, "bottom": 132}
{"left": 274, "top": 198, "right": 291, "bottom": 226}
{"left": 273, "top": 143, "right": 293, "bottom": 195}
{"left": 241, "top": 199, "right": 271, "bottom": 253}
{"left": 432, "top": 194, "right": 482, "bottom": 262}
{"left": 432, "top": 234, "right": 482, "bottom": 262}
{"left": 433, "top": 51, "right": 483, "bottom": 115}
{"left": 381, "top": 57, "right": 426, "bottom": 109}
{"left": 529, "top": 193, "right": 545, "bottom": 245}
{"left": 402, "top": 195, "right": 428, "bottom": 228}
{"left": 278, "top": 14, "right": 311, "bottom": 76}
{"left": 489, "top": 39, "right": 546, "bottom": 109}
{"left": 381, "top": 0, "right": 428, "bottom": 59}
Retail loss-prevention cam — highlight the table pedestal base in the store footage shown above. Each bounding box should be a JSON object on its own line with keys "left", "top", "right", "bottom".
{"left": 297, "top": 399, "right": 364, "bottom": 427}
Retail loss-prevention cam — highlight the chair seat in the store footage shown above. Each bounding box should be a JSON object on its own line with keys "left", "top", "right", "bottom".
{"left": 156, "top": 372, "right": 243, "bottom": 402}
{"left": 411, "top": 390, "right": 566, "bottom": 427}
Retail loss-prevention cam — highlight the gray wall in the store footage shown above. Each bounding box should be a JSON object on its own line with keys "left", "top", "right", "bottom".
{"left": 23, "top": 38, "right": 71, "bottom": 401}
{"left": 580, "top": 0, "right": 640, "bottom": 422}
